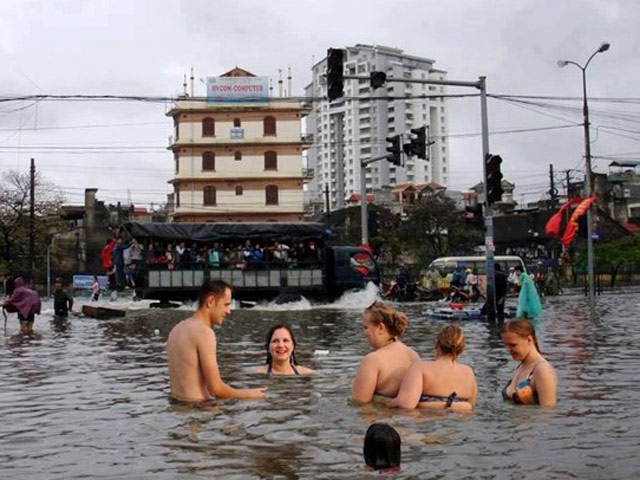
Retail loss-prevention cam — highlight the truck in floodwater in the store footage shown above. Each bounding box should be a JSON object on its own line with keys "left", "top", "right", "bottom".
{"left": 120, "top": 221, "right": 379, "bottom": 303}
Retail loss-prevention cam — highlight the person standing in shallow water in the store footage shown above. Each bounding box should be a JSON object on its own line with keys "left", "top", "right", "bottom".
{"left": 515, "top": 265, "right": 543, "bottom": 319}
{"left": 53, "top": 278, "right": 74, "bottom": 318}
{"left": 256, "top": 323, "right": 315, "bottom": 376}
{"left": 502, "top": 319, "right": 557, "bottom": 406}
{"left": 2, "top": 277, "right": 41, "bottom": 334}
{"left": 352, "top": 301, "right": 419, "bottom": 403}
{"left": 166, "top": 280, "right": 266, "bottom": 403}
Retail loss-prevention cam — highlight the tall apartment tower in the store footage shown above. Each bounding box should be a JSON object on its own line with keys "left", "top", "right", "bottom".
{"left": 304, "top": 44, "right": 450, "bottom": 212}
{"left": 168, "top": 67, "right": 311, "bottom": 222}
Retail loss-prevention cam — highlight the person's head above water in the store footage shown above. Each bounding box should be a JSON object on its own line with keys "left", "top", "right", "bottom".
{"left": 502, "top": 318, "right": 541, "bottom": 356}
{"left": 197, "top": 280, "right": 233, "bottom": 326}
{"left": 363, "top": 423, "right": 401, "bottom": 471}
{"left": 435, "top": 324, "right": 466, "bottom": 361}
{"left": 363, "top": 301, "right": 408, "bottom": 340}
{"left": 264, "top": 323, "right": 298, "bottom": 366}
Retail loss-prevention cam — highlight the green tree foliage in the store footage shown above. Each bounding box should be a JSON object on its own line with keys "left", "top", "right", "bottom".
{"left": 0, "top": 170, "right": 64, "bottom": 279}
{"left": 576, "top": 233, "right": 640, "bottom": 286}
{"left": 399, "top": 194, "right": 483, "bottom": 269}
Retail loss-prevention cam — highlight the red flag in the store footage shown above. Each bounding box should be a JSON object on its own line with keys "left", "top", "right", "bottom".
{"left": 545, "top": 198, "right": 581, "bottom": 237}
{"left": 561, "top": 196, "right": 599, "bottom": 247}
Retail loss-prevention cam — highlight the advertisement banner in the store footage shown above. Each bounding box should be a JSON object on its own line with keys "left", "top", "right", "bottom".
{"left": 206, "top": 76, "right": 269, "bottom": 102}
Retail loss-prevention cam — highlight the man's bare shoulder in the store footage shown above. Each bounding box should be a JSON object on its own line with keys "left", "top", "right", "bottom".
{"left": 168, "top": 316, "right": 215, "bottom": 345}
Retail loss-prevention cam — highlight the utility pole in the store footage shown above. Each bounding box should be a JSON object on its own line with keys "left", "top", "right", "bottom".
{"left": 29, "top": 158, "right": 35, "bottom": 285}
{"left": 324, "top": 184, "right": 331, "bottom": 214}
{"left": 335, "top": 113, "right": 345, "bottom": 210}
{"left": 549, "top": 164, "right": 557, "bottom": 208}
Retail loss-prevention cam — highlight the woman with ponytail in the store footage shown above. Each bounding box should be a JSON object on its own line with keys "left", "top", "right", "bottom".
{"left": 389, "top": 325, "right": 477, "bottom": 412}
{"left": 501, "top": 319, "right": 556, "bottom": 406}
{"left": 352, "top": 301, "right": 419, "bottom": 404}
{"left": 256, "top": 323, "right": 315, "bottom": 376}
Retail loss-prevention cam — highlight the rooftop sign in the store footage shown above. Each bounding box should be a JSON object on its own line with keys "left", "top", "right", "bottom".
{"left": 206, "top": 76, "right": 269, "bottom": 102}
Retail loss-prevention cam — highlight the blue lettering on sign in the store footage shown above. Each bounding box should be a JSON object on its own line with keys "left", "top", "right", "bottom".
{"left": 73, "top": 275, "right": 108, "bottom": 289}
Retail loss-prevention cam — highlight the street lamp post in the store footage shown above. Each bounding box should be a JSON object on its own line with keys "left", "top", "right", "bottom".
{"left": 558, "top": 41, "right": 610, "bottom": 312}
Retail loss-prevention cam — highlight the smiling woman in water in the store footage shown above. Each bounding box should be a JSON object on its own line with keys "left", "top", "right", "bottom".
{"left": 501, "top": 319, "right": 557, "bottom": 406}
{"left": 256, "top": 323, "right": 315, "bottom": 376}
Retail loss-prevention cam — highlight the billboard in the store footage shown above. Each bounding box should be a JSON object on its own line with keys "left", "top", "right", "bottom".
{"left": 206, "top": 76, "right": 269, "bottom": 102}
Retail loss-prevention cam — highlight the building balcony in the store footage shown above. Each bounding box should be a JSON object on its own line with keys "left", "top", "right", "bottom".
{"left": 302, "top": 167, "right": 315, "bottom": 179}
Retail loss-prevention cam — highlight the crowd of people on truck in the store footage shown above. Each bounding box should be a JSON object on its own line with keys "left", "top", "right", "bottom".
{"left": 166, "top": 280, "right": 556, "bottom": 472}
{"left": 100, "top": 236, "right": 324, "bottom": 290}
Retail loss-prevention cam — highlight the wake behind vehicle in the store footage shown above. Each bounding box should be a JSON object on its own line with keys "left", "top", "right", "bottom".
{"left": 120, "top": 222, "right": 379, "bottom": 304}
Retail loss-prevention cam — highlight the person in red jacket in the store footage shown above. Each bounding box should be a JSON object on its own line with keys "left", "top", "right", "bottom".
{"left": 101, "top": 238, "right": 115, "bottom": 271}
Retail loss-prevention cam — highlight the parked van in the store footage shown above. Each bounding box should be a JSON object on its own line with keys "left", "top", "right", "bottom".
{"left": 428, "top": 256, "right": 526, "bottom": 275}
{"left": 427, "top": 255, "right": 526, "bottom": 297}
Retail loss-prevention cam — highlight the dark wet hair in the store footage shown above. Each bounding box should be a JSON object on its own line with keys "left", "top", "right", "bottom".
{"left": 363, "top": 423, "right": 401, "bottom": 470}
{"left": 364, "top": 301, "right": 408, "bottom": 337}
{"left": 197, "top": 280, "right": 233, "bottom": 308}
{"left": 436, "top": 324, "right": 466, "bottom": 360}
{"left": 502, "top": 319, "right": 541, "bottom": 353}
{"left": 264, "top": 323, "right": 298, "bottom": 366}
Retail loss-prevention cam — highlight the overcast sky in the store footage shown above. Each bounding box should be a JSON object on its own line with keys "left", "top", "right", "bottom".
{"left": 1, "top": 0, "right": 638, "bottom": 208}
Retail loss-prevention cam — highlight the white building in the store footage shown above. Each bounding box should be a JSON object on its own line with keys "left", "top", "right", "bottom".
{"left": 167, "top": 67, "right": 311, "bottom": 222}
{"left": 304, "top": 44, "right": 450, "bottom": 213}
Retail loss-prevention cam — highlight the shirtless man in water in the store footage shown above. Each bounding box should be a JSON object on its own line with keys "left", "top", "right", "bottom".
{"left": 167, "top": 280, "right": 266, "bottom": 403}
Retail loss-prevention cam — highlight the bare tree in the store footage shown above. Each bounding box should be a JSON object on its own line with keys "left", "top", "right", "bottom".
{"left": 0, "top": 170, "right": 64, "bottom": 277}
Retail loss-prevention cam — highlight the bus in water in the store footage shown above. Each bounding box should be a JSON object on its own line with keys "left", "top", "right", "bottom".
{"left": 120, "top": 221, "right": 379, "bottom": 304}
{"left": 428, "top": 255, "right": 526, "bottom": 275}
{"left": 426, "top": 255, "right": 526, "bottom": 298}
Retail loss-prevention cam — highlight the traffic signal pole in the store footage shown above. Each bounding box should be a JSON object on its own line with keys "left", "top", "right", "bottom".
{"left": 359, "top": 148, "right": 403, "bottom": 244}
{"left": 479, "top": 77, "right": 498, "bottom": 322}
{"left": 340, "top": 70, "right": 497, "bottom": 316}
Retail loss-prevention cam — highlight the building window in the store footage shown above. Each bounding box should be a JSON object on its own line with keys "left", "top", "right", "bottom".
{"left": 235, "top": 186, "right": 243, "bottom": 196}
{"left": 175, "top": 187, "right": 180, "bottom": 207}
{"left": 263, "top": 116, "right": 276, "bottom": 136}
{"left": 174, "top": 153, "right": 179, "bottom": 174}
{"left": 233, "top": 118, "right": 241, "bottom": 128}
{"left": 264, "top": 151, "right": 277, "bottom": 170}
{"left": 202, "top": 117, "right": 215, "bottom": 137}
{"left": 202, "top": 152, "right": 215, "bottom": 171}
{"left": 234, "top": 151, "right": 242, "bottom": 161}
{"left": 203, "top": 186, "right": 216, "bottom": 206}
{"left": 266, "top": 185, "right": 279, "bottom": 205}
{"left": 174, "top": 118, "right": 179, "bottom": 141}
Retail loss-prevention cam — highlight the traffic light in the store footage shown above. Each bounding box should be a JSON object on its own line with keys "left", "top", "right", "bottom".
{"left": 386, "top": 135, "right": 402, "bottom": 166}
{"left": 370, "top": 71, "right": 387, "bottom": 90}
{"left": 485, "top": 154, "right": 504, "bottom": 205}
{"left": 408, "top": 126, "right": 427, "bottom": 160}
{"left": 327, "top": 48, "right": 344, "bottom": 102}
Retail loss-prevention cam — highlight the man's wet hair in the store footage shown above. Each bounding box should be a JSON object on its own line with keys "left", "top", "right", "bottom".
{"left": 198, "top": 280, "right": 233, "bottom": 308}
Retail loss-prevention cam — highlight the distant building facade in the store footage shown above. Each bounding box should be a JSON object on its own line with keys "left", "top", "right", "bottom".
{"left": 305, "top": 44, "right": 450, "bottom": 213}
{"left": 167, "top": 67, "right": 311, "bottom": 222}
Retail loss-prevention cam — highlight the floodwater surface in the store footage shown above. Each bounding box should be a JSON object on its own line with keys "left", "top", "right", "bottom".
{"left": 1, "top": 289, "right": 639, "bottom": 479}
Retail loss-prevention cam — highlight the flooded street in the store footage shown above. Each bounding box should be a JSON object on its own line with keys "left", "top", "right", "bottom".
{"left": 1, "top": 289, "right": 639, "bottom": 479}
